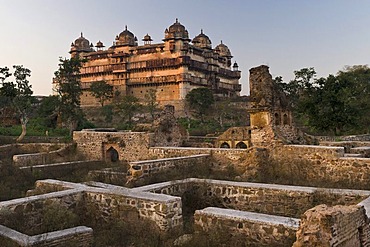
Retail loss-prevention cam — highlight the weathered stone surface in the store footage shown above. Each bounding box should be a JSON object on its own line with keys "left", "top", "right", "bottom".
{"left": 194, "top": 207, "right": 298, "bottom": 246}
{"left": 73, "top": 130, "right": 152, "bottom": 162}
{"left": 293, "top": 204, "right": 370, "bottom": 247}
{"left": 152, "top": 105, "right": 188, "bottom": 147}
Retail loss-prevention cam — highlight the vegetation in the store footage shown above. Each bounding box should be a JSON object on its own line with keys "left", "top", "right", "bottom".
{"left": 115, "top": 95, "right": 140, "bottom": 129}
{"left": 277, "top": 65, "right": 370, "bottom": 135}
{"left": 0, "top": 65, "right": 33, "bottom": 141}
{"left": 185, "top": 87, "right": 215, "bottom": 122}
{"left": 145, "top": 88, "right": 159, "bottom": 122}
{"left": 54, "top": 57, "right": 86, "bottom": 135}
{"left": 89, "top": 80, "right": 113, "bottom": 107}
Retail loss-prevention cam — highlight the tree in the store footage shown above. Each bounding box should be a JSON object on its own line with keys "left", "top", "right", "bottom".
{"left": 116, "top": 95, "right": 140, "bottom": 128}
{"left": 185, "top": 87, "right": 214, "bottom": 121}
{"left": 54, "top": 57, "right": 85, "bottom": 135}
{"left": 89, "top": 81, "right": 113, "bottom": 107}
{"left": 38, "top": 95, "right": 59, "bottom": 128}
{"left": 0, "top": 65, "right": 33, "bottom": 141}
{"left": 278, "top": 66, "right": 370, "bottom": 135}
{"left": 144, "top": 88, "right": 158, "bottom": 122}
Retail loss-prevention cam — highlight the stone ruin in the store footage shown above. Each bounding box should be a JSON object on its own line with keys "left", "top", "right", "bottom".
{"left": 1, "top": 65, "right": 370, "bottom": 246}
{"left": 152, "top": 105, "right": 188, "bottom": 147}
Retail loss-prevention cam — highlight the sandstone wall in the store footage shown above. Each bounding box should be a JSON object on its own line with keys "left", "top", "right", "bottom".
{"left": 20, "top": 160, "right": 102, "bottom": 180}
{"left": 73, "top": 130, "right": 153, "bottom": 162}
{"left": 135, "top": 178, "right": 367, "bottom": 218}
{"left": 12, "top": 144, "right": 74, "bottom": 167}
{"left": 293, "top": 204, "right": 370, "bottom": 247}
{"left": 270, "top": 145, "right": 370, "bottom": 189}
{"left": 149, "top": 147, "right": 247, "bottom": 163}
{"left": 0, "top": 225, "right": 93, "bottom": 247}
{"left": 127, "top": 154, "right": 210, "bottom": 181}
{"left": 194, "top": 207, "right": 299, "bottom": 247}
{"left": 26, "top": 180, "right": 182, "bottom": 231}
{"left": 316, "top": 134, "right": 370, "bottom": 142}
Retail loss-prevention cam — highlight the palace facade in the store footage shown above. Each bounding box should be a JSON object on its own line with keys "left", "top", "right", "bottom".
{"left": 59, "top": 19, "right": 241, "bottom": 110}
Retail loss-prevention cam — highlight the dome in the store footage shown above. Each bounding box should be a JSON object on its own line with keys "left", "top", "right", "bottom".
{"left": 215, "top": 41, "right": 232, "bottom": 58}
{"left": 71, "top": 33, "right": 94, "bottom": 53}
{"left": 192, "top": 29, "right": 212, "bottom": 49}
{"left": 163, "top": 18, "right": 190, "bottom": 41}
{"left": 142, "top": 33, "right": 152, "bottom": 42}
{"left": 115, "top": 26, "right": 137, "bottom": 46}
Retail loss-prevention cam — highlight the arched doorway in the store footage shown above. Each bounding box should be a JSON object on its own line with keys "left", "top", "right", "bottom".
{"left": 235, "top": 142, "right": 248, "bottom": 149}
{"left": 220, "top": 142, "right": 230, "bottom": 148}
{"left": 106, "top": 147, "right": 119, "bottom": 162}
{"left": 274, "top": 113, "right": 280, "bottom": 125}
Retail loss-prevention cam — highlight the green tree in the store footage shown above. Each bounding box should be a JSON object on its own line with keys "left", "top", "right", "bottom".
{"left": 144, "top": 88, "right": 158, "bottom": 122}
{"left": 278, "top": 66, "right": 370, "bottom": 135}
{"left": 54, "top": 57, "right": 85, "bottom": 135}
{"left": 38, "top": 95, "right": 59, "bottom": 128}
{"left": 116, "top": 95, "right": 140, "bottom": 128}
{"left": 89, "top": 80, "right": 113, "bottom": 107}
{"left": 0, "top": 65, "right": 33, "bottom": 141}
{"left": 186, "top": 87, "right": 214, "bottom": 121}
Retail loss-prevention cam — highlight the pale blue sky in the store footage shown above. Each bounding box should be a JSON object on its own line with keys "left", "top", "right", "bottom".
{"left": 1, "top": 0, "right": 370, "bottom": 96}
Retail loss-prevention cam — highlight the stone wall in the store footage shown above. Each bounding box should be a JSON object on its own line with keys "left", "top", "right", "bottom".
{"left": 127, "top": 154, "right": 210, "bottom": 181}
{"left": 0, "top": 143, "right": 68, "bottom": 162}
{"left": 20, "top": 160, "right": 102, "bottom": 179}
{"left": 149, "top": 147, "right": 247, "bottom": 164}
{"left": 194, "top": 207, "right": 299, "bottom": 247}
{"left": 73, "top": 130, "right": 153, "bottom": 162}
{"left": 0, "top": 225, "right": 93, "bottom": 247}
{"left": 293, "top": 204, "right": 370, "bottom": 247}
{"left": 25, "top": 180, "right": 182, "bottom": 232}
{"left": 316, "top": 134, "right": 370, "bottom": 142}
{"left": 269, "top": 145, "right": 370, "bottom": 189}
{"left": 135, "top": 178, "right": 368, "bottom": 218}
{"left": 12, "top": 144, "right": 74, "bottom": 167}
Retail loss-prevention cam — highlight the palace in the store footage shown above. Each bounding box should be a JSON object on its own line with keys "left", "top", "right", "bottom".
{"left": 60, "top": 19, "right": 241, "bottom": 110}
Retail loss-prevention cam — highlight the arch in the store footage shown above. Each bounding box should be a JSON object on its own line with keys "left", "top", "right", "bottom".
{"left": 106, "top": 146, "right": 119, "bottom": 162}
{"left": 220, "top": 142, "right": 230, "bottom": 148}
{"left": 274, "top": 112, "right": 280, "bottom": 125}
{"left": 235, "top": 142, "right": 248, "bottom": 149}
{"left": 283, "top": 113, "right": 289, "bottom": 125}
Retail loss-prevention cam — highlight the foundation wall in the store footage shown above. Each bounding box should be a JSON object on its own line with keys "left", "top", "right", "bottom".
{"left": 127, "top": 154, "right": 210, "bottom": 180}
{"left": 195, "top": 207, "right": 298, "bottom": 247}
{"left": 73, "top": 130, "right": 153, "bottom": 162}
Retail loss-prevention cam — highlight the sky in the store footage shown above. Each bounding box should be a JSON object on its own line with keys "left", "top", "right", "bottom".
{"left": 1, "top": 0, "right": 370, "bottom": 96}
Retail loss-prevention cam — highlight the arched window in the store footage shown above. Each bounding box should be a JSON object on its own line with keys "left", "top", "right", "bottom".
{"left": 236, "top": 142, "right": 248, "bottom": 149}
{"left": 220, "top": 142, "right": 230, "bottom": 148}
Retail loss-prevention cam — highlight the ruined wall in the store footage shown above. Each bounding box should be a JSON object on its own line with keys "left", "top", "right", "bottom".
{"left": 149, "top": 147, "right": 247, "bottom": 164}
{"left": 0, "top": 143, "right": 68, "bottom": 162}
{"left": 269, "top": 145, "right": 370, "bottom": 189}
{"left": 20, "top": 160, "right": 102, "bottom": 180}
{"left": 216, "top": 126, "right": 251, "bottom": 148}
{"left": 127, "top": 154, "right": 210, "bottom": 181}
{"left": 84, "top": 188, "right": 182, "bottom": 231}
{"left": 73, "top": 130, "right": 153, "bottom": 162}
{"left": 152, "top": 105, "right": 188, "bottom": 147}
{"left": 293, "top": 204, "right": 370, "bottom": 247}
{"left": 0, "top": 225, "right": 93, "bottom": 247}
{"left": 194, "top": 207, "right": 299, "bottom": 247}
{"left": 136, "top": 178, "right": 366, "bottom": 218}
{"left": 26, "top": 180, "right": 182, "bottom": 232}
{"left": 12, "top": 144, "right": 74, "bottom": 167}
{"left": 248, "top": 65, "right": 311, "bottom": 147}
